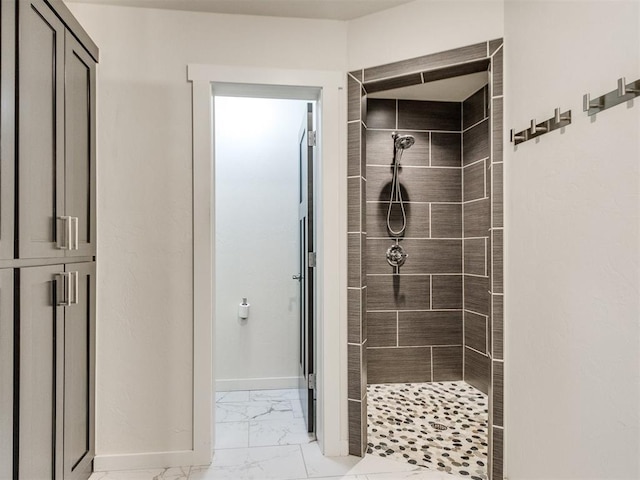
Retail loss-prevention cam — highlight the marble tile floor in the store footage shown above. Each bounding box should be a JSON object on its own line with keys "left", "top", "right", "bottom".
{"left": 89, "top": 389, "right": 473, "bottom": 480}
{"left": 367, "top": 382, "right": 489, "bottom": 480}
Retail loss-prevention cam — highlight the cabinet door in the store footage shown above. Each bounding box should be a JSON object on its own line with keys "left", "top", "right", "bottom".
{"left": 0, "top": 269, "right": 14, "bottom": 480}
{"left": 63, "top": 262, "right": 95, "bottom": 480}
{"left": 19, "top": 265, "right": 65, "bottom": 480}
{"left": 0, "top": 0, "right": 16, "bottom": 260}
{"left": 65, "top": 33, "right": 97, "bottom": 258}
{"left": 18, "top": 0, "right": 65, "bottom": 259}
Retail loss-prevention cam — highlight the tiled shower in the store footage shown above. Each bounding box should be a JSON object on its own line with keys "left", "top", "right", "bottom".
{"left": 347, "top": 40, "right": 504, "bottom": 479}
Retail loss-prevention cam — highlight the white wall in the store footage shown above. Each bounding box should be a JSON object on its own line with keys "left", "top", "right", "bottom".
{"left": 347, "top": 0, "right": 504, "bottom": 69}
{"left": 504, "top": 1, "right": 640, "bottom": 479}
{"left": 214, "top": 97, "right": 305, "bottom": 391}
{"left": 67, "top": 2, "right": 347, "bottom": 462}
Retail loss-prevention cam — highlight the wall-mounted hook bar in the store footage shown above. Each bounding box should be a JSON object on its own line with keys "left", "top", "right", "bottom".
{"left": 511, "top": 108, "right": 571, "bottom": 146}
{"left": 584, "top": 77, "right": 640, "bottom": 116}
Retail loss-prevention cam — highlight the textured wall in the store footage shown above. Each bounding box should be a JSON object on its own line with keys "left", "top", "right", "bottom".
{"left": 365, "top": 98, "right": 464, "bottom": 385}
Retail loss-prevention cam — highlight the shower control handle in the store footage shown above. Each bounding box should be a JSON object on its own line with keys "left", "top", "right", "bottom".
{"left": 292, "top": 274, "right": 302, "bottom": 281}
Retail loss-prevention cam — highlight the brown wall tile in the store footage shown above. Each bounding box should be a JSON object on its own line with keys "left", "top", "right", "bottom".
{"left": 367, "top": 166, "right": 461, "bottom": 203}
{"left": 349, "top": 69, "right": 363, "bottom": 82}
{"left": 367, "top": 99, "right": 396, "bottom": 129}
{"left": 348, "top": 399, "right": 363, "bottom": 456}
{"left": 493, "top": 361, "right": 504, "bottom": 427}
{"left": 365, "top": 73, "right": 423, "bottom": 94}
{"left": 368, "top": 347, "right": 432, "bottom": 383}
{"left": 431, "top": 204, "right": 462, "bottom": 238}
{"left": 493, "top": 294, "right": 503, "bottom": 360}
{"left": 492, "top": 427, "right": 504, "bottom": 480}
{"left": 431, "top": 132, "right": 461, "bottom": 167}
{"left": 367, "top": 130, "right": 429, "bottom": 167}
{"left": 348, "top": 177, "right": 361, "bottom": 232}
{"left": 493, "top": 230, "right": 503, "bottom": 294}
{"left": 492, "top": 160, "right": 503, "bottom": 228}
{"left": 348, "top": 122, "right": 361, "bottom": 177}
{"left": 464, "top": 275, "right": 490, "bottom": 316}
{"left": 464, "top": 199, "right": 490, "bottom": 238}
{"left": 489, "top": 38, "right": 503, "bottom": 55}
{"left": 367, "top": 202, "right": 430, "bottom": 239}
{"left": 463, "top": 160, "right": 486, "bottom": 202}
{"left": 464, "top": 238, "right": 486, "bottom": 276}
{"left": 367, "top": 239, "right": 462, "bottom": 275}
{"left": 464, "top": 347, "right": 490, "bottom": 394}
{"left": 348, "top": 234, "right": 361, "bottom": 288}
{"left": 492, "top": 48, "right": 503, "bottom": 97}
{"left": 463, "top": 118, "right": 489, "bottom": 166}
{"left": 398, "top": 100, "right": 461, "bottom": 131}
{"left": 348, "top": 75, "right": 361, "bottom": 122}
{"left": 432, "top": 275, "right": 463, "bottom": 309}
{"left": 398, "top": 311, "right": 463, "bottom": 346}
{"left": 433, "top": 346, "right": 463, "bottom": 381}
{"left": 366, "top": 274, "right": 430, "bottom": 311}
{"left": 348, "top": 344, "right": 362, "bottom": 400}
{"left": 463, "top": 86, "right": 486, "bottom": 130}
{"left": 348, "top": 288, "right": 361, "bottom": 344}
{"left": 492, "top": 97, "right": 503, "bottom": 165}
{"left": 367, "top": 311, "right": 397, "bottom": 347}
{"left": 464, "top": 311, "right": 487, "bottom": 353}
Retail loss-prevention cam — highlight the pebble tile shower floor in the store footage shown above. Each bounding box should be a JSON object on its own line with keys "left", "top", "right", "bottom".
{"left": 367, "top": 381, "right": 489, "bottom": 480}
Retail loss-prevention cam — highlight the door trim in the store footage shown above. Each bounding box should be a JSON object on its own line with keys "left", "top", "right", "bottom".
{"left": 187, "top": 64, "right": 346, "bottom": 465}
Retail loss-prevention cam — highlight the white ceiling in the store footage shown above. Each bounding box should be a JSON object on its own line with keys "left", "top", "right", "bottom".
{"left": 64, "top": 0, "right": 415, "bottom": 21}
{"left": 368, "top": 71, "right": 489, "bottom": 102}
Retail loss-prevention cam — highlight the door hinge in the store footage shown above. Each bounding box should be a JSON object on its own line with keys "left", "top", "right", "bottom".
{"left": 308, "top": 373, "right": 316, "bottom": 390}
{"left": 308, "top": 130, "right": 317, "bottom": 147}
{"left": 308, "top": 252, "right": 317, "bottom": 268}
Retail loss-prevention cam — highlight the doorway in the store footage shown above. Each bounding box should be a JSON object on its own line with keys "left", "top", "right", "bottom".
{"left": 213, "top": 95, "right": 316, "bottom": 442}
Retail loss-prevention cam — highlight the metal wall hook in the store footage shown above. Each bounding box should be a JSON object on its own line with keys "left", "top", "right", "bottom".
{"left": 511, "top": 108, "right": 571, "bottom": 146}
{"left": 583, "top": 93, "right": 603, "bottom": 112}
{"left": 530, "top": 119, "right": 547, "bottom": 134}
{"left": 618, "top": 77, "right": 639, "bottom": 96}
{"left": 554, "top": 108, "right": 570, "bottom": 123}
{"left": 510, "top": 129, "right": 526, "bottom": 143}
{"left": 584, "top": 77, "right": 640, "bottom": 116}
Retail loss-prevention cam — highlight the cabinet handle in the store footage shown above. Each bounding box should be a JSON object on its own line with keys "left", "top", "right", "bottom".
{"left": 56, "top": 272, "right": 72, "bottom": 306}
{"left": 71, "top": 217, "right": 79, "bottom": 250}
{"left": 57, "top": 216, "right": 72, "bottom": 250}
{"left": 71, "top": 271, "right": 79, "bottom": 305}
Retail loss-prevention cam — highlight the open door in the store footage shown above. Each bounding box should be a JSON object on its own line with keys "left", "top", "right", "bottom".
{"left": 296, "top": 103, "right": 315, "bottom": 434}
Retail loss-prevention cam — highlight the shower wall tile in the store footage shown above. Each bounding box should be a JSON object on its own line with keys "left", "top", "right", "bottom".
{"left": 349, "top": 69, "right": 363, "bottom": 82}
{"left": 348, "top": 75, "right": 361, "bottom": 122}
{"left": 431, "top": 203, "right": 462, "bottom": 238}
{"left": 464, "top": 347, "right": 490, "bottom": 394}
{"left": 464, "top": 275, "right": 490, "bottom": 316}
{"left": 361, "top": 233, "right": 367, "bottom": 283}
{"left": 348, "top": 399, "right": 362, "bottom": 456}
{"left": 493, "top": 361, "right": 504, "bottom": 427}
{"left": 367, "top": 312, "right": 397, "bottom": 347}
{"left": 463, "top": 118, "right": 489, "bottom": 165}
{"left": 361, "top": 122, "right": 367, "bottom": 179}
{"left": 431, "top": 132, "right": 461, "bottom": 167}
{"left": 367, "top": 239, "right": 462, "bottom": 275}
{"left": 398, "top": 311, "right": 463, "bottom": 346}
{"left": 363, "top": 42, "right": 487, "bottom": 82}
{"left": 492, "top": 427, "right": 504, "bottom": 480}
{"left": 492, "top": 230, "right": 503, "bottom": 294}
{"left": 464, "top": 199, "right": 490, "bottom": 237}
{"left": 368, "top": 347, "right": 432, "bottom": 384}
{"left": 348, "top": 122, "right": 361, "bottom": 177}
{"left": 348, "top": 177, "right": 360, "bottom": 232}
{"left": 398, "top": 100, "right": 461, "bottom": 132}
{"left": 348, "top": 288, "right": 361, "bottom": 344}
{"left": 367, "top": 99, "right": 396, "bottom": 129}
{"left": 348, "top": 344, "right": 362, "bottom": 400}
{"left": 365, "top": 73, "right": 423, "bottom": 95}
{"left": 493, "top": 295, "right": 503, "bottom": 360}
{"left": 463, "top": 160, "right": 486, "bottom": 202}
{"left": 431, "top": 275, "right": 463, "bottom": 309}
{"left": 366, "top": 202, "right": 430, "bottom": 239}
{"left": 492, "top": 154, "right": 504, "bottom": 228}
{"left": 366, "top": 130, "right": 429, "bottom": 167}
{"left": 432, "top": 346, "right": 463, "bottom": 381}
{"left": 361, "top": 178, "right": 367, "bottom": 233}
{"left": 492, "top": 48, "right": 503, "bottom": 97}
{"left": 422, "top": 59, "right": 490, "bottom": 85}
{"left": 464, "top": 238, "right": 486, "bottom": 276}
{"left": 464, "top": 311, "right": 487, "bottom": 354}
{"left": 366, "top": 166, "right": 461, "bottom": 203}
{"left": 463, "top": 87, "right": 486, "bottom": 130}
{"left": 367, "top": 274, "right": 430, "bottom": 311}
{"left": 362, "top": 287, "right": 368, "bottom": 341}
{"left": 348, "top": 234, "right": 361, "bottom": 288}
{"left": 492, "top": 97, "right": 503, "bottom": 165}
{"left": 489, "top": 38, "right": 503, "bottom": 56}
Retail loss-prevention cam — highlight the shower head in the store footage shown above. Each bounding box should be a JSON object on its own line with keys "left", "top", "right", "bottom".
{"left": 392, "top": 133, "right": 415, "bottom": 150}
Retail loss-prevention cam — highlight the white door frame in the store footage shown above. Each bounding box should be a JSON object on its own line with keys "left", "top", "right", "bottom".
{"left": 187, "top": 64, "right": 347, "bottom": 464}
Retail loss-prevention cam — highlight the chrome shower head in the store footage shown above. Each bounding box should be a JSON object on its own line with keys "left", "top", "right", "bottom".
{"left": 392, "top": 133, "right": 415, "bottom": 150}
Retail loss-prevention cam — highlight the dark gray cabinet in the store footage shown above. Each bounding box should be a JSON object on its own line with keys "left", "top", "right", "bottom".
{"left": 18, "top": 0, "right": 97, "bottom": 259}
{"left": 0, "top": 1, "right": 98, "bottom": 479}
{"left": 18, "top": 264, "right": 96, "bottom": 480}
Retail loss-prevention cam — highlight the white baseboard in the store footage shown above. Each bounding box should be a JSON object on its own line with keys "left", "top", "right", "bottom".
{"left": 94, "top": 450, "right": 209, "bottom": 472}
{"left": 216, "top": 376, "right": 299, "bottom": 391}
